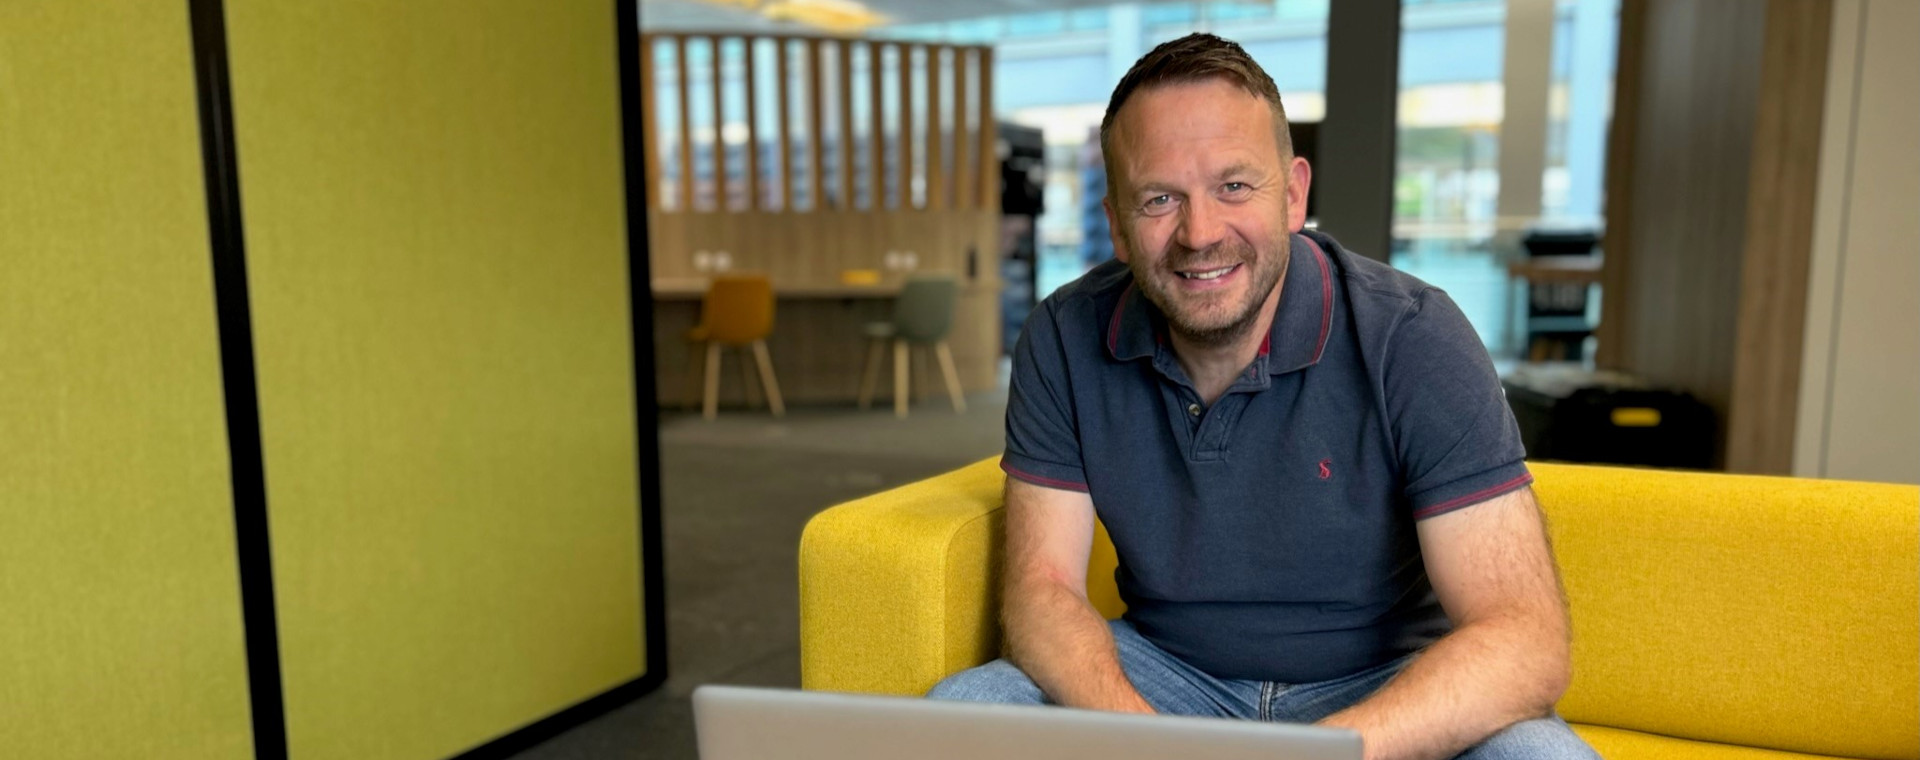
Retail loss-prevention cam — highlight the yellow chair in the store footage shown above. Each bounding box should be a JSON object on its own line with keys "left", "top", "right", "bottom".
{"left": 685, "top": 275, "right": 783, "bottom": 421}
{"left": 799, "top": 460, "right": 1920, "bottom": 760}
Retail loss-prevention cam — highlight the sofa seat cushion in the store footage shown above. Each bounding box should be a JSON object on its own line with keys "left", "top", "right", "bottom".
{"left": 1574, "top": 724, "right": 1865, "bottom": 759}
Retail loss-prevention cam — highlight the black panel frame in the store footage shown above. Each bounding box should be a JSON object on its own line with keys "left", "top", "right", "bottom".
{"left": 187, "top": 0, "right": 290, "bottom": 757}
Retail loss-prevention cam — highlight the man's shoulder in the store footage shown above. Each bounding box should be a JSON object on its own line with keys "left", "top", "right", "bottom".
{"left": 1311, "top": 231, "right": 1442, "bottom": 325}
{"left": 1036, "top": 258, "right": 1135, "bottom": 327}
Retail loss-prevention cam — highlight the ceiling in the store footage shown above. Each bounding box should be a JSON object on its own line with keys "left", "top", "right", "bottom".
{"left": 637, "top": 0, "right": 1190, "bottom": 33}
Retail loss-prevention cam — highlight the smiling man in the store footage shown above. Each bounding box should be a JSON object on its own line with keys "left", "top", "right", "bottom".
{"left": 927, "top": 34, "right": 1600, "bottom": 760}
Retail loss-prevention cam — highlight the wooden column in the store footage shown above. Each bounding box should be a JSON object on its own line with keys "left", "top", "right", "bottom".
{"left": 1595, "top": 0, "right": 1646, "bottom": 370}
{"left": 1600, "top": 0, "right": 1835, "bottom": 473}
{"left": 1726, "top": 0, "right": 1833, "bottom": 473}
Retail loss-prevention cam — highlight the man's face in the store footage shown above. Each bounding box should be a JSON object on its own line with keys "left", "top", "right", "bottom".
{"left": 1104, "top": 79, "right": 1310, "bottom": 347}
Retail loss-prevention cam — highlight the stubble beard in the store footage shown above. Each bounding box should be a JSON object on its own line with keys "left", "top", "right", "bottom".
{"left": 1127, "top": 235, "right": 1291, "bottom": 350}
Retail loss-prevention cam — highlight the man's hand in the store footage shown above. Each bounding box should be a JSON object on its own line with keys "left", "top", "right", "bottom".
{"left": 1001, "top": 477, "right": 1156, "bottom": 714}
{"left": 1318, "top": 486, "right": 1572, "bottom": 760}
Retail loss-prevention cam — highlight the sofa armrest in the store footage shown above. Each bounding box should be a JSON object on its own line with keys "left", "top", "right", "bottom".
{"left": 799, "top": 458, "right": 1009, "bottom": 696}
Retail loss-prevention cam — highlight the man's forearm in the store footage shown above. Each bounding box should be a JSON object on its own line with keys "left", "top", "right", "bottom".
{"left": 1318, "top": 616, "right": 1570, "bottom": 760}
{"left": 1002, "top": 579, "right": 1155, "bottom": 713}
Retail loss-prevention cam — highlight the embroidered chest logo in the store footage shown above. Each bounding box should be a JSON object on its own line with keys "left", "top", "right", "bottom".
{"left": 1318, "top": 459, "right": 1333, "bottom": 480}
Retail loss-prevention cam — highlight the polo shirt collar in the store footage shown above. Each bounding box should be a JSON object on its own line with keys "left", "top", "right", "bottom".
{"left": 1105, "top": 232, "right": 1334, "bottom": 376}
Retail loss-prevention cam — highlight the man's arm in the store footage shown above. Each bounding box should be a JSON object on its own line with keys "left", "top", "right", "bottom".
{"left": 1000, "top": 477, "right": 1155, "bottom": 713}
{"left": 1318, "top": 486, "right": 1572, "bottom": 760}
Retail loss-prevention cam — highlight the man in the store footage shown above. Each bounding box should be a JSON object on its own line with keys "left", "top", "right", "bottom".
{"left": 928, "top": 34, "right": 1599, "bottom": 760}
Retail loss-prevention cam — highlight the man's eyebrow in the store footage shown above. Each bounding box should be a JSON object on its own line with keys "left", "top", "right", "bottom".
{"left": 1131, "top": 179, "right": 1182, "bottom": 195}
{"left": 1214, "top": 162, "right": 1262, "bottom": 180}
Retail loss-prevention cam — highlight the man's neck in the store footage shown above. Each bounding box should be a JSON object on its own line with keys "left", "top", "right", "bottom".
{"left": 1170, "top": 280, "right": 1285, "bottom": 407}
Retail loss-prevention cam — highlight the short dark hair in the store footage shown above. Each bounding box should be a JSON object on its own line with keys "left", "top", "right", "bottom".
{"left": 1099, "top": 33, "right": 1293, "bottom": 190}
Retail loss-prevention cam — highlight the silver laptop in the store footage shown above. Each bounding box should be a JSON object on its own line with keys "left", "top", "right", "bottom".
{"left": 692, "top": 685, "right": 1361, "bottom": 760}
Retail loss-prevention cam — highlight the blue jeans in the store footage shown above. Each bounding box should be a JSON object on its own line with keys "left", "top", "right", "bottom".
{"left": 928, "top": 620, "right": 1598, "bottom": 760}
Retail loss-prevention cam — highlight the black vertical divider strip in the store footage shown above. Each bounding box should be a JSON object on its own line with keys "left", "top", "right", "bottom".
{"left": 185, "top": 0, "right": 291, "bottom": 758}
{"left": 619, "top": 0, "right": 672, "bottom": 696}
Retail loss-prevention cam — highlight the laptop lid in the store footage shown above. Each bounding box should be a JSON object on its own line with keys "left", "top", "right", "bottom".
{"left": 692, "top": 685, "right": 1362, "bottom": 760}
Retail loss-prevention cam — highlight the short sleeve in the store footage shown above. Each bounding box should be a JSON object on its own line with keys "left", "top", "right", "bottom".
{"left": 1384, "top": 289, "right": 1532, "bottom": 519}
{"left": 1001, "top": 302, "right": 1089, "bottom": 492}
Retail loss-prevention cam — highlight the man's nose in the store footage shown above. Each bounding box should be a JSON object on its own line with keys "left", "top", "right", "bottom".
{"left": 1174, "top": 197, "right": 1227, "bottom": 252}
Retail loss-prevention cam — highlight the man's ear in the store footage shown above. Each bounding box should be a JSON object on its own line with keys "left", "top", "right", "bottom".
{"left": 1286, "top": 155, "right": 1312, "bottom": 233}
{"left": 1104, "top": 195, "right": 1129, "bottom": 263}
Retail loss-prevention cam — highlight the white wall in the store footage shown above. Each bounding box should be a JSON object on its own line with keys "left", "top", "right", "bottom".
{"left": 1795, "top": 0, "right": 1920, "bottom": 484}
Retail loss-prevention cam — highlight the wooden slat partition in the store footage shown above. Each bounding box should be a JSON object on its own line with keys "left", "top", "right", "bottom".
{"left": 897, "top": 44, "right": 914, "bottom": 210}
{"left": 637, "top": 33, "right": 1001, "bottom": 404}
{"left": 977, "top": 48, "right": 997, "bottom": 209}
{"left": 837, "top": 39, "right": 855, "bottom": 209}
{"left": 744, "top": 38, "right": 759, "bottom": 210}
{"left": 709, "top": 36, "right": 727, "bottom": 210}
{"left": 926, "top": 46, "right": 943, "bottom": 210}
{"left": 776, "top": 39, "right": 792, "bottom": 210}
{"left": 640, "top": 36, "right": 662, "bottom": 212}
{"left": 868, "top": 42, "right": 886, "bottom": 209}
{"left": 675, "top": 38, "right": 694, "bottom": 211}
{"left": 806, "top": 38, "right": 825, "bottom": 209}
{"left": 952, "top": 49, "right": 970, "bottom": 210}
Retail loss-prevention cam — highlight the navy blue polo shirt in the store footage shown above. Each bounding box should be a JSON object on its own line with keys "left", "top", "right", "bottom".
{"left": 1000, "top": 230, "right": 1532, "bottom": 684}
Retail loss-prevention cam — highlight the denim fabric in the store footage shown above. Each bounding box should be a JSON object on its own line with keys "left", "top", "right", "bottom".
{"left": 928, "top": 620, "right": 1598, "bottom": 759}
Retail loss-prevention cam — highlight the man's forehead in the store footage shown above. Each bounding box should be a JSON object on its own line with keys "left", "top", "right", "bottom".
{"left": 1111, "top": 79, "right": 1272, "bottom": 133}
{"left": 1109, "top": 81, "right": 1279, "bottom": 179}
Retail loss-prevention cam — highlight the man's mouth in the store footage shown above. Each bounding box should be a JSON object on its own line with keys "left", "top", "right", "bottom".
{"left": 1178, "top": 264, "right": 1240, "bottom": 280}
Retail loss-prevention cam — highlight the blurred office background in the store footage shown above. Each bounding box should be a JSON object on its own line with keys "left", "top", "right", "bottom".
{"left": 4, "top": 1, "right": 1912, "bottom": 758}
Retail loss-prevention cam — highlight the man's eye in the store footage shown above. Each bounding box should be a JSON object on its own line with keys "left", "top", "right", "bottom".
{"left": 1223, "top": 182, "right": 1249, "bottom": 193}
{"left": 1145, "top": 195, "right": 1172, "bottom": 207}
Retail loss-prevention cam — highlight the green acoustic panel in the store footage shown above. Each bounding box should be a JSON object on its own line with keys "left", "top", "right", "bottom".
{"left": 222, "top": 1, "right": 647, "bottom": 758}
{"left": 0, "top": 1, "right": 256, "bottom": 758}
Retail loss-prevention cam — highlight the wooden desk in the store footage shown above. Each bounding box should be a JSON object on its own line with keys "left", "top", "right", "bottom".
{"left": 651, "top": 277, "right": 906, "bottom": 301}
{"left": 1506, "top": 255, "right": 1603, "bottom": 284}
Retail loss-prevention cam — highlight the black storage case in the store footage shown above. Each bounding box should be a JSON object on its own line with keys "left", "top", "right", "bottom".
{"left": 1502, "top": 366, "right": 1715, "bottom": 470}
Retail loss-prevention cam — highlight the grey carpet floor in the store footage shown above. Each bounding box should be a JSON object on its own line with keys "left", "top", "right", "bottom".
{"left": 507, "top": 391, "right": 1009, "bottom": 760}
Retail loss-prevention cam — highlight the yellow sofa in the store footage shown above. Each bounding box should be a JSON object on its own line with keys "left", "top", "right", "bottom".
{"left": 799, "top": 458, "right": 1918, "bottom": 759}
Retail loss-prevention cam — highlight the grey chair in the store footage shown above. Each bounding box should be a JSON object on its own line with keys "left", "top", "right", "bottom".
{"left": 858, "top": 276, "right": 965, "bottom": 418}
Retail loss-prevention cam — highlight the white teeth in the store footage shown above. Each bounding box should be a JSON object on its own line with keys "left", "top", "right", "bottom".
{"left": 1181, "top": 266, "right": 1235, "bottom": 280}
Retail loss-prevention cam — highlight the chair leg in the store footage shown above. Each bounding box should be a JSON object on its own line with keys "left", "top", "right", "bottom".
{"left": 737, "top": 346, "right": 760, "bottom": 409}
{"left": 893, "top": 338, "right": 910, "bottom": 419}
{"left": 751, "top": 339, "right": 785, "bottom": 417}
{"left": 921, "top": 347, "right": 936, "bottom": 406}
{"left": 703, "top": 341, "right": 723, "bottom": 421}
{"left": 935, "top": 341, "right": 966, "bottom": 413}
{"left": 857, "top": 338, "right": 884, "bottom": 410}
{"left": 684, "top": 341, "right": 704, "bottom": 412}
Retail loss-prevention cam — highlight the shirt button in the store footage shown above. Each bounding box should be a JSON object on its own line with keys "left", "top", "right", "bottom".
{"left": 1187, "top": 403, "right": 1202, "bottom": 417}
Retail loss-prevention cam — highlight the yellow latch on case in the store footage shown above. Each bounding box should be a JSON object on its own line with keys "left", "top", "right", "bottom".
{"left": 1612, "top": 408, "right": 1662, "bottom": 427}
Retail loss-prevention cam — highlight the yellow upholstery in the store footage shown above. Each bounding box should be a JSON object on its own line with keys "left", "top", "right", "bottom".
{"left": 799, "top": 459, "right": 1920, "bottom": 760}
{"left": 690, "top": 275, "right": 777, "bottom": 346}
